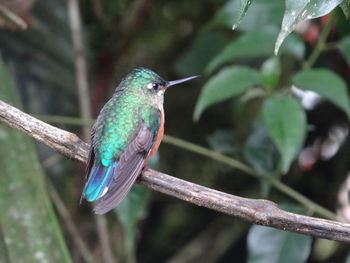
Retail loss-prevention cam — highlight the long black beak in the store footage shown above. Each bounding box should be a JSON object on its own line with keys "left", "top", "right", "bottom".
{"left": 166, "top": 75, "right": 199, "bottom": 88}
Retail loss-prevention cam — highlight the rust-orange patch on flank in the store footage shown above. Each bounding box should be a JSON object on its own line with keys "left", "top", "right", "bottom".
{"left": 146, "top": 109, "right": 164, "bottom": 162}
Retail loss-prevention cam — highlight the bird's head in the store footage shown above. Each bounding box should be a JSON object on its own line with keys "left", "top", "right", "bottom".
{"left": 123, "top": 68, "right": 198, "bottom": 105}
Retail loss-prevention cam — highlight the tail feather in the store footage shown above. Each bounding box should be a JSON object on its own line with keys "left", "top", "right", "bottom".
{"left": 83, "top": 159, "right": 117, "bottom": 201}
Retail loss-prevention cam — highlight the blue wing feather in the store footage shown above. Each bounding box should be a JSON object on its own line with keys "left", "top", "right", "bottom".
{"left": 83, "top": 158, "right": 117, "bottom": 201}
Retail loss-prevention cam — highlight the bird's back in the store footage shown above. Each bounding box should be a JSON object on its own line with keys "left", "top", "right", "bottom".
{"left": 93, "top": 91, "right": 144, "bottom": 166}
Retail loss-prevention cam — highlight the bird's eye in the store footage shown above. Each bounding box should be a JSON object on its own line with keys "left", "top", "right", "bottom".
{"left": 152, "top": 83, "right": 159, "bottom": 90}
{"left": 146, "top": 82, "right": 159, "bottom": 91}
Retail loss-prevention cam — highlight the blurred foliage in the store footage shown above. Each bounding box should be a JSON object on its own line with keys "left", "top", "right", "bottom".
{"left": 0, "top": 0, "right": 350, "bottom": 262}
{"left": 194, "top": 66, "right": 262, "bottom": 120}
{"left": 274, "top": 0, "right": 343, "bottom": 53}
{"left": 293, "top": 69, "right": 350, "bottom": 117}
{"left": 247, "top": 226, "right": 312, "bottom": 263}
{"left": 0, "top": 59, "right": 71, "bottom": 262}
{"left": 262, "top": 96, "right": 306, "bottom": 173}
{"left": 247, "top": 204, "right": 312, "bottom": 263}
{"left": 114, "top": 185, "right": 150, "bottom": 262}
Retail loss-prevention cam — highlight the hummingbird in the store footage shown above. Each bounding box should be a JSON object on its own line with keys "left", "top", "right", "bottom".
{"left": 82, "top": 68, "right": 197, "bottom": 214}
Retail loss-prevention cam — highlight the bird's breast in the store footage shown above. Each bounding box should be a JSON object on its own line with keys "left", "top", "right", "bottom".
{"left": 146, "top": 108, "right": 164, "bottom": 162}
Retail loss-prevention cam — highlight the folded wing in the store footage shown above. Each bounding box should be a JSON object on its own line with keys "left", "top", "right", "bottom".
{"left": 92, "top": 122, "right": 154, "bottom": 214}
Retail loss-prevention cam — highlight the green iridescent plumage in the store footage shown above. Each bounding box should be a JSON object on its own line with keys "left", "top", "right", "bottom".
{"left": 82, "top": 67, "right": 197, "bottom": 214}
{"left": 93, "top": 69, "right": 164, "bottom": 166}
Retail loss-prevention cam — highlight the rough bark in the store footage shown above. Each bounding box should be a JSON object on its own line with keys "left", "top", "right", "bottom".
{"left": 1, "top": 99, "right": 350, "bottom": 242}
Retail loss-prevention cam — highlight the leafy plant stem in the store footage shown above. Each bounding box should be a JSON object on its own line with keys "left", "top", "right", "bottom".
{"left": 163, "top": 135, "right": 336, "bottom": 220}
{"left": 37, "top": 115, "right": 94, "bottom": 127}
{"left": 302, "top": 21, "right": 333, "bottom": 70}
{"left": 37, "top": 115, "right": 336, "bottom": 219}
{"left": 324, "top": 42, "right": 338, "bottom": 51}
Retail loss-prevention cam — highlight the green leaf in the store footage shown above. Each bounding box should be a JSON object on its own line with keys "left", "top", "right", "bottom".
{"left": 261, "top": 56, "right": 281, "bottom": 90}
{"left": 244, "top": 122, "right": 281, "bottom": 197}
{"left": 247, "top": 225, "right": 312, "bottom": 263}
{"left": 262, "top": 96, "right": 306, "bottom": 173}
{"left": 346, "top": 253, "right": 350, "bottom": 263}
{"left": 212, "top": 0, "right": 285, "bottom": 31}
{"left": 238, "top": 0, "right": 285, "bottom": 31}
{"left": 231, "top": 0, "right": 253, "bottom": 30}
{"left": 243, "top": 122, "right": 280, "bottom": 176}
{"left": 0, "top": 59, "right": 72, "bottom": 262}
{"left": 275, "top": 0, "right": 343, "bottom": 54}
{"left": 194, "top": 66, "right": 262, "bottom": 121}
{"left": 340, "top": 0, "right": 350, "bottom": 19}
{"left": 114, "top": 185, "right": 150, "bottom": 261}
{"left": 292, "top": 69, "right": 350, "bottom": 118}
{"left": 338, "top": 36, "right": 350, "bottom": 66}
{"left": 206, "top": 27, "right": 304, "bottom": 73}
{"left": 212, "top": 0, "right": 253, "bottom": 30}
{"left": 207, "top": 130, "right": 240, "bottom": 154}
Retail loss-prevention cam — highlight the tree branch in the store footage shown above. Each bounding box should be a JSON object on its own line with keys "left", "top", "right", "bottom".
{"left": 0, "top": 100, "right": 88, "bottom": 162}
{"left": 1, "top": 99, "right": 350, "bottom": 242}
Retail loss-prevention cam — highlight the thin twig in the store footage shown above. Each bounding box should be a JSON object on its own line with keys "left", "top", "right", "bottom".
{"left": 166, "top": 218, "right": 248, "bottom": 263}
{"left": 90, "top": 0, "right": 107, "bottom": 23}
{"left": 67, "top": 1, "right": 115, "bottom": 262}
{"left": 35, "top": 114, "right": 336, "bottom": 220}
{"left": 0, "top": 4, "right": 27, "bottom": 30}
{"left": 95, "top": 215, "right": 116, "bottom": 263}
{"left": 67, "top": 0, "right": 92, "bottom": 140}
{"left": 302, "top": 21, "right": 333, "bottom": 70}
{"left": 47, "top": 180, "right": 95, "bottom": 263}
{"left": 1, "top": 100, "right": 350, "bottom": 242}
{"left": 37, "top": 114, "right": 93, "bottom": 126}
